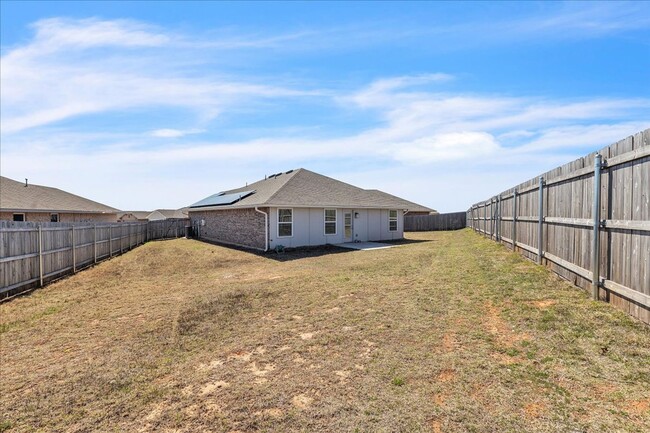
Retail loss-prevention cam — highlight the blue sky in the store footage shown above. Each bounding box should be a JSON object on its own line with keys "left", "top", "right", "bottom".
{"left": 1, "top": 1, "right": 649, "bottom": 212}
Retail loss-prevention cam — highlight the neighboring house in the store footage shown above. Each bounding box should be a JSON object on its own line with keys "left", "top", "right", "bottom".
{"left": 147, "top": 209, "right": 189, "bottom": 221}
{"left": 117, "top": 211, "right": 152, "bottom": 222}
{"left": 188, "top": 168, "right": 433, "bottom": 251}
{"left": 0, "top": 176, "right": 119, "bottom": 223}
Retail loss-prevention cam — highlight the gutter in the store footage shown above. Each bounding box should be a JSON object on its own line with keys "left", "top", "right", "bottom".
{"left": 254, "top": 207, "right": 269, "bottom": 252}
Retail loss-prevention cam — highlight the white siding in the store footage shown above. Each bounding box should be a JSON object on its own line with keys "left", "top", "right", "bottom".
{"left": 269, "top": 207, "right": 404, "bottom": 248}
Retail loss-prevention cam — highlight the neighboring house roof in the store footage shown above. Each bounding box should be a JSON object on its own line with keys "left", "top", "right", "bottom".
{"left": 118, "top": 211, "right": 152, "bottom": 220}
{"left": 147, "top": 209, "right": 188, "bottom": 220}
{"left": 188, "top": 168, "right": 433, "bottom": 212}
{"left": 0, "top": 176, "right": 119, "bottom": 214}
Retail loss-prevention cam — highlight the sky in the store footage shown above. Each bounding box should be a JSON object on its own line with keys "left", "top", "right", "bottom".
{"left": 1, "top": 1, "right": 649, "bottom": 212}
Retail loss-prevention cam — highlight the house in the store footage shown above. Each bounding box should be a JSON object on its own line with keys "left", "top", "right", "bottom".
{"left": 147, "top": 208, "right": 189, "bottom": 221}
{"left": 0, "top": 176, "right": 120, "bottom": 223}
{"left": 188, "top": 168, "right": 433, "bottom": 251}
{"left": 117, "top": 211, "right": 152, "bottom": 222}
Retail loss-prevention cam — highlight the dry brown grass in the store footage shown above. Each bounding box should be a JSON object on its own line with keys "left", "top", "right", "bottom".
{"left": 1, "top": 230, "right": 649, "bottom": 432}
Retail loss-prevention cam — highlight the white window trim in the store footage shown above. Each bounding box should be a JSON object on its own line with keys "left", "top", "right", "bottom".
{"left": 277, "top": 208, "right": 293, "bottom": 238}
{"left": 389, "top": 210, "right": 398, "bottom": 232}
{"left": 324, "top": 209, "right": 337, "bottom": 236}
{"left": 13, "top": 213, "right": 25, "bottom": 222}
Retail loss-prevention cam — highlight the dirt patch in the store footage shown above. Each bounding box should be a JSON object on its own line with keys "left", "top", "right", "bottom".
{"left": 529, "top": 300, "right": 557, "bottom": 309}
{"left": 250, "top": 362, "right": 275, "bottom": 376}
{"left": 442, "top": 333, "right": 456, "bottom": 352}
{"left": 433, "top": 393, "right": 446, "bottom": 406}
{"left": 524, "top": 402, "right": 547, "bottom": 419}
{"left": 437, "top": 369, "right": 455, "bottom": 383}
{"left": 201, "top": 380, "right": 229, "bottom": 395}
{"left": 625, "top": 399, "right": 650, "bottom": 416}
{"left": 292, "top": 394, "right": 313, "bottom": 409}
{"left": 255, "top": 408, "right": 284, "bottom": 419}
{"left": 430, "top": 419, "right": 442, "bottom": 433}
{"left": 300, "top": 332, "right": 315, "bottom": 340}
{"left": 483, "top": 301, "right": 526, "bottom": 346}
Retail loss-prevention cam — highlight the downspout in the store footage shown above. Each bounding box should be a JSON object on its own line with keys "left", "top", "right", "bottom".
{"left": 255, "top": 207, "right": 269, "bottom": 252}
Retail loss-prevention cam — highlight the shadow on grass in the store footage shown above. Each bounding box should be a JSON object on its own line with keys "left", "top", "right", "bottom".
{"left": 194, "top": 237, "right": 433, "bottom": 262}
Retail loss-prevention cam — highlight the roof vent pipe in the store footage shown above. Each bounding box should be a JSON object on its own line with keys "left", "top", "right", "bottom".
{"left": 25, "top": 178, "right": 28, "bottom": 187}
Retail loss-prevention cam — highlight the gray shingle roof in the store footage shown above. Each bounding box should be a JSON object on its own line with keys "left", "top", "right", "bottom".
{"left": 189, "top": 169, "right": 433, "bottom": 212}
{"left": 0, "top": 176, "right": 119, "bottom": 214}
{"left": 149, "top": 209, "right": 188, "bottom": 220}
{"left": 118, "top": 211, "right": 152, "bottom": 220}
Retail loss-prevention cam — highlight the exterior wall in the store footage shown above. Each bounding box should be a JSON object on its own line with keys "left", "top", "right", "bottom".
{"left": 118, "top": 214, "right": 146, "bottom": 223}
{"left": 269, "top": 207, "right": 404, "bottom": 249}
{"left": 190, "top": 208, "right": 267, "bottom": 250}
{"left": 368, "top": 209, "right": 404, "bottom": 242}
{"left": 0, "top": 211, "right": 117, "bottom": 223}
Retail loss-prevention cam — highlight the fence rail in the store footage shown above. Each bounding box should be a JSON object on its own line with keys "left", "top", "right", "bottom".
{"left": 404, "top": 212, "right": 466, "bottom": 231}
{"left": 0, "top": 218, "right": 189, "bottom": 299}
{"left": 467, "top": 128, "right": 650, "bottom": 324}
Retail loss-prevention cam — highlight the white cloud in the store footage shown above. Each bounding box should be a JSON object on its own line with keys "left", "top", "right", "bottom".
{"left": 1, "top": 14, "right": 649, "bottom": 211}
{"left": 0, "top": 18, "right": 318, "bottom": 134}
{"left": 150, "top": 128, "right": 205, "bottom": 138}
{"left": 390, "top": 132, "right": 501, "bottom": 164}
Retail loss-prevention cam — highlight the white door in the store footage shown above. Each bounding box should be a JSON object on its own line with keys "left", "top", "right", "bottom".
{"left": 344, "top": 211, "right": 353, "bottom": 242}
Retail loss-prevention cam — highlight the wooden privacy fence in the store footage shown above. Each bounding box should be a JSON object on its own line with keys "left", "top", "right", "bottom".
{"left": 467, "top": 129, "right": 650, "bottom": 324}
{"left": 0, "top": 218, "right": 189, "bottom": 299}
{"left": 404, "top": 212, "right": 466, "bottom": 231}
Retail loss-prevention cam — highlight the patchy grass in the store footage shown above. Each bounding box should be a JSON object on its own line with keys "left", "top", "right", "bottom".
{"left": 1, "top": 229, "right": 649, "bottom": 432}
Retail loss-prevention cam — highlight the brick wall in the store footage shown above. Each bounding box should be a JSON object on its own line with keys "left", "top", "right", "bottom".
{"left": 190, "top": 207, "right": 267, "bottom": 250}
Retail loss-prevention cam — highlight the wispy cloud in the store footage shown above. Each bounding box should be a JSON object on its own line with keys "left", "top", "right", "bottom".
{"left": 1, "top": 11, "right": 649, "bottom": 212}
{"left": 0, "top": 18, "right": 319, "bottom": 134}
{"left": 150, "top": 128, "right": 206, "bottom": 138}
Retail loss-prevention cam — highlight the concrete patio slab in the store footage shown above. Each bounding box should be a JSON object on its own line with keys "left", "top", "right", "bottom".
{"left": 335, "top": 242, "right": 397, "bottom": 251}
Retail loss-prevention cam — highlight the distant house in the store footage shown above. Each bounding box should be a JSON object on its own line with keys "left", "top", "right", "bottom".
{"left": 147, "top": 209, "right": 189, "bottom": 221}
{"left": 117, "top": 211, "right": 152, "bottom": 223}
{"left": 188, "top": 168, "right": 433, "bottom": 251}
{"left": 0, "top": 176, "right": 119, "bottom": 223}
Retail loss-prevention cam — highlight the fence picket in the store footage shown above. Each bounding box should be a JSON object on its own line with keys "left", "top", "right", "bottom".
{"left": 466, "top": 129, "right": 650, "bottom": 324}
{"left": 0, "top": 218, "right": 190, "bottom": 299}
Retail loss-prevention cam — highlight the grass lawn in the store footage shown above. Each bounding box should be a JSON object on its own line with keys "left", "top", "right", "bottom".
{"left": 1, "top": 229, "right": 649, "bottom": 432}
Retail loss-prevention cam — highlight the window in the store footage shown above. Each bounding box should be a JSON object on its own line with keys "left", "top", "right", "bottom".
{"left": 278, "top": 208, "right": 293, "bottom": 237}
{"left": 50, "top": 213, "right": 59, "bottom": 222}
{"left": 324, "top": 209, "right": 337, "bottom": 235}
{"left": 389, "top": 210, "right": 398, "bottom": 231}
{"left": 13, "top": 213, "right": 25, "bottom": 222}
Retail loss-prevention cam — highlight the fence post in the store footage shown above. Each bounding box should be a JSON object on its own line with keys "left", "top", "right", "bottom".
{"left": 491, "top": 199, "right": 494, "bottom": 239}
{"left": 38, "top": 224, "right": 44, "bottom": 287}
{"left": 94, "top": 224, "right": 97, "bottom": 264}
{"left": 538, "top": 177, "right": 545, "bottom": 265}
{"left": 592, "top": 153, "right": 602, "bottom": 301}
{"left": 109, "top": 225, "right": 112, "bottom": 258}
{"left": 497, "top": 195, "right": 501, "bottom": 242}
{"left": 483, "top": 202, "right": 487, "bottom": 237}
{"left": 512, "top": 191, "right": 517, "bottom": 250}
{"left": 72, "top": 225, "right": 76, "bottom": 273}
